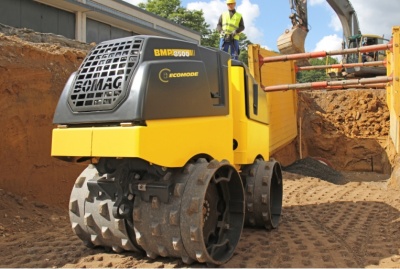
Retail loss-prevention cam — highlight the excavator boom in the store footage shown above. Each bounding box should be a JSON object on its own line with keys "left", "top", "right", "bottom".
{"left": 277, "top": 0, "right": 308, "bottom": 56}
{"left": 277, "top": 0, "right": 361, "bottom": 66}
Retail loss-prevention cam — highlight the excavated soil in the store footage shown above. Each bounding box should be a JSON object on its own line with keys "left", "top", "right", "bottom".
{"left": 1, "top": 26, "right": 400, "bottom": 268}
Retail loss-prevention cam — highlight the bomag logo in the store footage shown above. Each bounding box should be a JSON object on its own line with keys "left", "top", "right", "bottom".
{"left": 154, "top": 49, "right": 195, "bottom": 57}
{"left": 74, "top": 76, "right": 123, "bottom": 92}
{"left": 159, "top": 68, "right": 199, "bottom": 83}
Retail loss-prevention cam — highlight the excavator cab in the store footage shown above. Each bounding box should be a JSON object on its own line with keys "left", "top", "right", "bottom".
{"left": 346, "top": 34, "right": 389, "bottom": 63}
{"left": 344, "top": 34, "right": 389, "bottom": 77}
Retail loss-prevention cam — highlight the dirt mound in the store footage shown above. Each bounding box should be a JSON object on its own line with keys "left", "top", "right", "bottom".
{"left": 299, "top": 89, "right": 389, "bottom": 138}
{"left": 0, "top": 27, "right": 91, "bottom": 208}
{"left": 298, "top": 89, "right": 394, "bottom": 173}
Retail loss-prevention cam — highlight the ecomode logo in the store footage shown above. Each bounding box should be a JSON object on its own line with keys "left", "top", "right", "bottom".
{"left": 159, "top": 68, "right": 199, "bottom": 83}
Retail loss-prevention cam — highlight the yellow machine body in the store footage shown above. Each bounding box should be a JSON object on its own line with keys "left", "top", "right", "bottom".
{"left": 52, "top": 62, "right": 273, "bottom": 168}
{"left": 52, "top": 116, "right": 233, "bottom": 168}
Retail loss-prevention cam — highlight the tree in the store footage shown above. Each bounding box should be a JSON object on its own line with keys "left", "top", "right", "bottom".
{"left": 238, "top": 33, "right": 252, "bottom": 65}
{"left": 138, "top": 0, "right": 181, "bottom": 19}
{"left": 296, "top": 56, "right": 338, "bottom": 83}
{"left": 201, "top": 30, "right": 220, "bottom": 48}
{"left": 139, "top": 0, "right": 211, "bottom": 45}
{"left": 173, "top": 9, "right": 210, "bottom": 37}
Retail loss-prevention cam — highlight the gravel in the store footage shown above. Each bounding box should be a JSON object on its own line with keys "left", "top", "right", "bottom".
{"left": 283, "top": 157, "right": 348, "bottom": 185}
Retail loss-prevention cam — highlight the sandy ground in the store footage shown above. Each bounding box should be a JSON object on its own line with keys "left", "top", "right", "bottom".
{"left": 1, "top": 169, "right": 399, "bottom": 268}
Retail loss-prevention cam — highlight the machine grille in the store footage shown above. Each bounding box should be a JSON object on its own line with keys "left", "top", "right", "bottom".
{"left": 68, "top": 38, "right": 143, "bottom": 112}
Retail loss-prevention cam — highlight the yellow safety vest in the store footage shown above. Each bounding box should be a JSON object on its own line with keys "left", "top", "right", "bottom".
{"left": 221, "top": 11, "right": 242, "bottom": 40}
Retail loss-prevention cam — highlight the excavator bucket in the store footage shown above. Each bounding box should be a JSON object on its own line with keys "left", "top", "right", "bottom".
{"left": 277, "top": 27, "right": 310, "bottom": 66}
{"left": 277, "top": 27, "right": 307, "bottom": 54}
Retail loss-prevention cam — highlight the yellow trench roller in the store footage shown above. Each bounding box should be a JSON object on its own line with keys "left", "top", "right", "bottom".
{"left": 51, "top": 35, "right": 295, "bottom": 265}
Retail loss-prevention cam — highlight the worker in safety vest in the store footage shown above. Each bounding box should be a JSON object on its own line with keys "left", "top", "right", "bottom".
{"left": 216, "top": 0, "right": 245, "bottom": 60}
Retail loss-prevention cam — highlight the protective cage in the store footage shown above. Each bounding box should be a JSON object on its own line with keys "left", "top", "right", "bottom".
{"left": 68, "top": 37, "right": 143, "bottom": 112}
